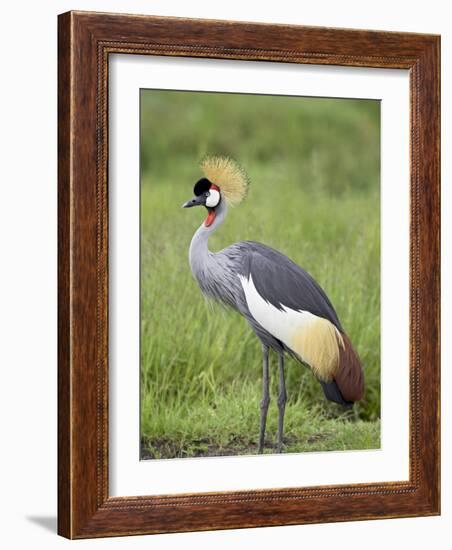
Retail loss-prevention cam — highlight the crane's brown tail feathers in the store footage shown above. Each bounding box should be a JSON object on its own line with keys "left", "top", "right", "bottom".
{"left": 292, "top": 317, "right": 364, "bottom": 404}
{"left": 334, "top": 332, "right": 364, "bottom": 403}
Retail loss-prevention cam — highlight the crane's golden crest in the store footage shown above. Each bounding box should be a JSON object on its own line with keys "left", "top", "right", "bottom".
{"left": 200, "top": 156, "right": 250, "bottom": 206}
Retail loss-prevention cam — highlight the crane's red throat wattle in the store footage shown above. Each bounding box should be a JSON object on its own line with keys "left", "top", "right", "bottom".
{"left": 205, "top": 209, "right": 216, "bottom": 227}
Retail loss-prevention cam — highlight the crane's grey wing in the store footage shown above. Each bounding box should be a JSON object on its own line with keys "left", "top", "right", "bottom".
{"left": 237, "top": 242, "right": 342, "bottom": 330}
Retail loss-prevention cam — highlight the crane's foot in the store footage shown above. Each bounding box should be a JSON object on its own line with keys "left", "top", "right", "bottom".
{"left": 258, "top": 437, "right": 269, "bottom": 454}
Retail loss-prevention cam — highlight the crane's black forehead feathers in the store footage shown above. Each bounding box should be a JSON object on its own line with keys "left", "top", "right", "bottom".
{"left": 193, "top": 177, "right": 212, "bottom": 196}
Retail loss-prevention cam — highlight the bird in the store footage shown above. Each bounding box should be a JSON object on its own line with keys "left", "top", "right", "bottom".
{"left": 182, "top": 156, "right": 364, "bottom": 454}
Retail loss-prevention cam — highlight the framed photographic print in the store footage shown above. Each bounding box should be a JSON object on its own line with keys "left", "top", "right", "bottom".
{"left": 58, "top": 11, "right": 440, "bottom": 538}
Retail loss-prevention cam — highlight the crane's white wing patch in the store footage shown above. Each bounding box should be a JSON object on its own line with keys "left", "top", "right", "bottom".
{"left": 239, "top": 274, "right": 342, "bottom": 380}
{"left": 239, "top": 273, "right": 314, "bottom": 348}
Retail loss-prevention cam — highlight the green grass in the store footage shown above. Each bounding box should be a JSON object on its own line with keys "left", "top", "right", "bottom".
{"left": 140, "top": 90, "right": 380, "bottom": 458}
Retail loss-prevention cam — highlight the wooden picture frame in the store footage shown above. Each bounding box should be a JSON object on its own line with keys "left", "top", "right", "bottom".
{"left": 58, "top": 11, "right": 440, "bottom": 539}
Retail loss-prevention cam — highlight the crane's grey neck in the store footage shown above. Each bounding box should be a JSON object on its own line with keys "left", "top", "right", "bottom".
{"left": 189, "top": 199, "right": 228, "bottom": 276}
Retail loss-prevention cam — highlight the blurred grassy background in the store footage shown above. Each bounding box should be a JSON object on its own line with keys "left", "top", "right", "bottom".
{"left": 140, "top": 90, "right": 380, "bottom": 459}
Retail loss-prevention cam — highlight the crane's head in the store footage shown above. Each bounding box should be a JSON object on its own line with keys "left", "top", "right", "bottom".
{"left": 182, "top": 177, "right": 221, "bottom": 227}
{"left": 182, "top": 156, "right": 249, "bottom": 227}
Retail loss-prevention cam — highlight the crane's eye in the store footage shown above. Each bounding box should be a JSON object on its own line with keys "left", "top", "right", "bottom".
{"left": 205, "top": 188, "right": 220, "bottom": 208}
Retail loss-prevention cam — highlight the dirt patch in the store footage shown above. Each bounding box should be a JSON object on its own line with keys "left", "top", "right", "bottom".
{"left": 306, "top": 431, "right": 333, "bottom": 444}
{"left": 141, "top": 433, "right": 304, "bottom": 460}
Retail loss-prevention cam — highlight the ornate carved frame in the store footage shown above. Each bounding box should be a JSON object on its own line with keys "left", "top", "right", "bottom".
{"left": 58, "top": 11, "right": 440, "bottom": 538}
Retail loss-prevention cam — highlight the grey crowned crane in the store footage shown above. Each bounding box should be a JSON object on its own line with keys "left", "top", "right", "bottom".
{"left": 183, "top": 156, "right": 364, "bottom": 454}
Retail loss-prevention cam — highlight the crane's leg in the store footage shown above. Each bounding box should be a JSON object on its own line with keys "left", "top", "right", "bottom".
{"left": 277, "top": 352, "right": 287, "bottom": 453}
{"left": 258, "top": 344, "right": 270, "bottom": 454}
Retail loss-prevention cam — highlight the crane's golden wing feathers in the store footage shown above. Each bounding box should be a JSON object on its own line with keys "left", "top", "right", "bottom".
{"left": 200, "top": 156, "right": 249, "bottom": 205}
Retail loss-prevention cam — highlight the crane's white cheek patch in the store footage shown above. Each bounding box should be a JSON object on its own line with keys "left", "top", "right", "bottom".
{"left": 205, "top": 189, "right": 220, "bottom": 207}
{"left": 239, "top": 274, "right": 342, "bottom": 380}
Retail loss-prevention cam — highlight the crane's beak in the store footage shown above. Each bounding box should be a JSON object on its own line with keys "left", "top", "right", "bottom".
{"left": 182, "top": 195, "right": 205, "bottom": 208}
